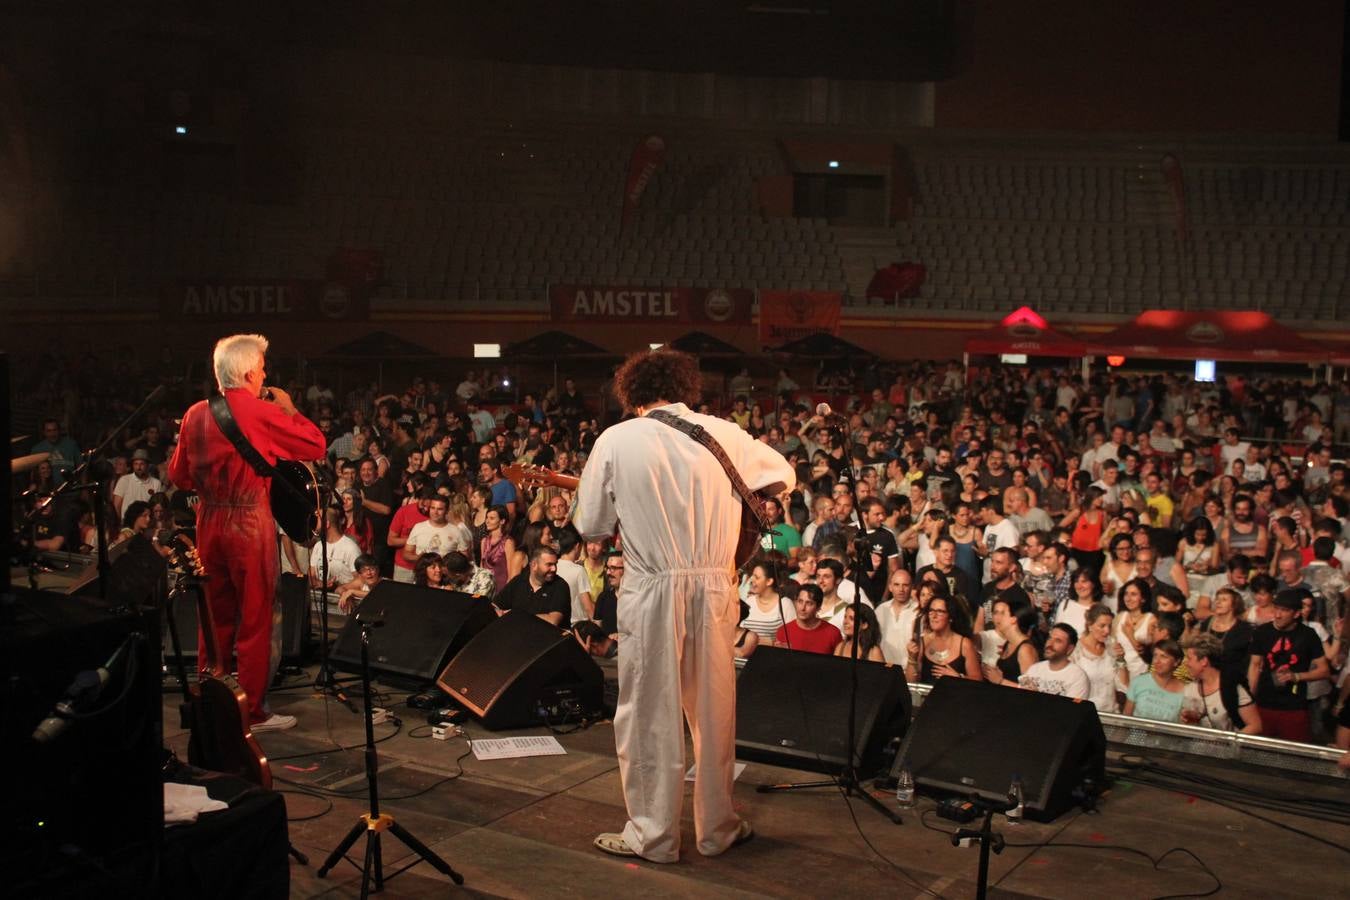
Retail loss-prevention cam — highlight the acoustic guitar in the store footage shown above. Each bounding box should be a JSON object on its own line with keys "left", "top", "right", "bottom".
{"left": 271, "top": 458, "right": 334, "bottom": 544}
{"left": 502, "top": 462, "right": 769, "bottom": 569}
{"left": 171, "top": 534, "right": 273, "bottom": 790}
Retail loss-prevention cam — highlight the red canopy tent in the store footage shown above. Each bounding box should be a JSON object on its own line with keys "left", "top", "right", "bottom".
{"left": 1083, "top": 310, "right": 1330, "bottom": 363}
{"left": 963, "top": 306, "right": 1087, "bottom": 357}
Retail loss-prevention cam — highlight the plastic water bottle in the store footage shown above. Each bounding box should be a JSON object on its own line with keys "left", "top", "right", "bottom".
{"left": 1006, "top": 774, "right": 1024, "bottom": 825}
{"left": 895, "top": 766, "right": 916, "bottom": 809}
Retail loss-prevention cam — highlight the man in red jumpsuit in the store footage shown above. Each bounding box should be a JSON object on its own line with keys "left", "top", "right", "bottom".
{"left": 169, "top": 334, "right": 327, "bottom": 731}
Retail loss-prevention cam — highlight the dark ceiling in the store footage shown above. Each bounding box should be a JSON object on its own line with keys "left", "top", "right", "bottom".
{"left": 376, "top": 1, "right": 964, "bottom": 81}
{"left": 1, "top": 0, "right": 960, "bottom": 84}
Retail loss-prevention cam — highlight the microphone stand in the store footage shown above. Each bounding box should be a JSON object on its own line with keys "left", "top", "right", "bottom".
{"left": 952, "top": 796, "right": 1013, "bottom": 900}
{"left": 757, "top": 534, "right": 902, "bottom": 825}
{"left": 59, "top": 384, "right": 166, "bottom": 601}
{"left": 318, "top": 614, "right": 462, "bottom": 893}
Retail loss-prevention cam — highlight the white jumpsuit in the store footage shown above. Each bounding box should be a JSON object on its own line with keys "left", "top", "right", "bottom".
{"left": 574, "top": 402, "right": 795, "bottom": 862}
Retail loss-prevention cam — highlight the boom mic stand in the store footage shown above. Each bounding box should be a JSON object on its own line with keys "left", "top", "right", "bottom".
{"left": 318, "top": 614, "right": 462, "bottom": 895}
{"left": 62, "top": 383, "right": 167, "bottom": 601}
{"left": 757, "top": 533, "right": 902, "bottom": 825}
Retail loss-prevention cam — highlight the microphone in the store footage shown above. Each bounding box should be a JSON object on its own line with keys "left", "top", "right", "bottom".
{"left": 815, "top": 403, "right": 847, "bottom": 427}
{"left": 31, "top": 637, "right": 133, "bottom": 744}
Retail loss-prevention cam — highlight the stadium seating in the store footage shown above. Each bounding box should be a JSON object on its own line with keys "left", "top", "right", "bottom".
{"left": 2, "top": 119, "right": 1346, "bottom": 320}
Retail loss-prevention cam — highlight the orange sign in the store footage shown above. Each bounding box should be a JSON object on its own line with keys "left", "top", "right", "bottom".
{"left": 759, "top": 290, "right": 842, "bottom": 344}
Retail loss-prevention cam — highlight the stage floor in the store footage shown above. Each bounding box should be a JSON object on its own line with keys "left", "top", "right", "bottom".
{"left": 162, "top": 665, "right": 1349, "bottom": 899}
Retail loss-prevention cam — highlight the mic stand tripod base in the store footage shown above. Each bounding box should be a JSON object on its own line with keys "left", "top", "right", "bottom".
{"left": 951, "top": 807, "right": 1006, "bottom": 900}
{"left": 317, "top": 622, "right": 463, "bottom": 894}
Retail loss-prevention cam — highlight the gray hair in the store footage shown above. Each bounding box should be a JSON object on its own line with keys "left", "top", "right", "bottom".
{"left": 213, "top": 333, "right": 268, "bottom": 392}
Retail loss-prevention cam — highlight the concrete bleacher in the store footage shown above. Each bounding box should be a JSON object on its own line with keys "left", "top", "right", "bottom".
{"left": 3, "top": 121, "right": 1347, "bottom": 321}
{"left": 894, "top": 140, "right": 1350, "bottom": 320}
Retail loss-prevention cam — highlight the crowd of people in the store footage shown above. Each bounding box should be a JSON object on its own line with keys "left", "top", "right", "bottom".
{"left": 18, "top": 351, "right": 1350, "bottom": 754}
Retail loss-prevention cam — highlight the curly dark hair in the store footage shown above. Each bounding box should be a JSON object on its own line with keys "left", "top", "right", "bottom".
{"left": 613, "top": 348, "right": 701, "bottom": 410}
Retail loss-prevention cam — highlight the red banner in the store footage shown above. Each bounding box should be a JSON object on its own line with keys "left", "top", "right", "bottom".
{"left": 759, "top": 290, "right": 842, "bottom": 343}
{"left": 164, "top": 279, "right": 370, "bottom": 321}
{"left": 619, "top": 135, "right": 665, "bottom": 231}
{"left": 549, "top": 284, "right": 752, "bottom": 325}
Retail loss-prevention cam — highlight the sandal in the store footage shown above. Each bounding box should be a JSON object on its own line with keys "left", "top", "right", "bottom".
{"left": 593, "top": 832, "right": 639, "bottom": 857}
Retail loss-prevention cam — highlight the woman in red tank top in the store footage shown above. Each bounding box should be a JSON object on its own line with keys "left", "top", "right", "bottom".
{"left": 1062, "top": 485, "right": 1107, "bottom": 573}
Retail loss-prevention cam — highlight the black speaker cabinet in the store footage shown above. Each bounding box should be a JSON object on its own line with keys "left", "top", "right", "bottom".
{"left": 735, "top": 646, "right": 911, "bottom": 776}
{"left": 331, "top": 582, "right": 495, "bottom": 685}
{"left": 163, "top": 575, "right": 309, "bottom": 666}
{"left": 894, "top": 678, "right": 1105, "bottom": 822}
{"left": 1, "top": 588, "right": 163, "bottom": 894}
{"left": 436, "top": 612, "right": 604, "bottom": 730}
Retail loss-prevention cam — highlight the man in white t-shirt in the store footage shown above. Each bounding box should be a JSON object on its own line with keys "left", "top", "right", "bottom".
{"left": 978, "top": 495, "right": 1022, "bottom": 582}
{"left": 555, "top": 528, "right": 595, "bottom": 624}
{"left": 309, "top": 508, "right": 363, "bottom": 589}
{"left": 1018, "top": 623, "right": 1090, "bottom": 700}
{"left": 873, "top": 569, "right": 918, "bottom": 668}
{"left": 112, "top": 449, "right": 163, "bottom": 519}
{"left": 816, "top": 558, "right": 873, "bottom": 632}
{"left": 1219, "top": 428, "right": 1250, "bottom": 472}
{"left": 404, "top": 495, "right": 468, "bottom": 560}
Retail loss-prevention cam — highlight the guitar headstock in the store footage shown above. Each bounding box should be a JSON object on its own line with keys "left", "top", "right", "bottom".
{"left": 171, "top": 531, "right": 207, "bottom": 577}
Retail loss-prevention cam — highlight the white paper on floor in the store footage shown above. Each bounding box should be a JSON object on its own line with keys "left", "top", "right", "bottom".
{"left": 469, "top": 735, "right": 567, "bottom": 760}
{"left": 685, "top": 762, "right": 747, "bottom": 782}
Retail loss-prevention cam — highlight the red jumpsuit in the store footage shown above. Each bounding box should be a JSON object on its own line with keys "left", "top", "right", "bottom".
{"left": 168, "top": 388, "right": 326, "bottom": 723}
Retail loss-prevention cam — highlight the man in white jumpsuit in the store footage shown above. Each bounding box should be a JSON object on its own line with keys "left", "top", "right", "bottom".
{"left": 575, "top": 349, "right": 794, "bottom": 863}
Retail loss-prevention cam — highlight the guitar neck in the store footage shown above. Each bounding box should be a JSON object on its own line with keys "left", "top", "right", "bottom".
{"left": 502, "top": 464, "right": 579, "bottom": 492}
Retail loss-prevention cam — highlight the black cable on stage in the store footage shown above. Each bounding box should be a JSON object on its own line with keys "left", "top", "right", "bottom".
{"left": 273, "top": 737, "right": 473, "bottom": 803}
{"left": 919, "top": 809, "right": 1222, "bottom": 900}
{"left": 1120, "top": 759, "right": 1350, "bottom": 817}
{"left": 1108, "top": 766, "right": 1350, "bottom": 854}
{"left": 276, "top": 788, "right": 335, "bottom": 822}
{"left": 267, "top": 718, "right": 402, "bottom": 762}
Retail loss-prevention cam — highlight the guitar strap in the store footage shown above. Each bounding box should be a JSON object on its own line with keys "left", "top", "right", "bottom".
{"left": 208, "top": 395, "right": 313, "bottom": 508}
{"left": 645, "top": 409, "right": 771, "bottom": 535}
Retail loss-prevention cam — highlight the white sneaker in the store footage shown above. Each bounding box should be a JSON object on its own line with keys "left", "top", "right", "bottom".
{"left": 252, "top": 713, "right": 297, "bottom": 733}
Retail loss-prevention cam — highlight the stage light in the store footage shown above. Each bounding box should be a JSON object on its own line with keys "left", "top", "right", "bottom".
{"left": 649, "top": 343, "right": 664, "bottom": 350}
{"left": 474, "top": 343, "right": 501, "bottom": 358}
{"left": 828, "top": 160, "right": 840, "bottom": 169}
{"left": 174, "top": 125, "right": 188, "bottom": 135}
{"left": 1106, "top": 355, "right": 1125, "bottom": 367}
{"left": 501, "top": 377, "right": 511, "bottom": 388}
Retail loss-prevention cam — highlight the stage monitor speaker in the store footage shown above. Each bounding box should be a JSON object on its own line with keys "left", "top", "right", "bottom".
{"left": 894, "top": 678, "right": 1105, "bottom": 822}
{"left": 164, "top": 576, "right": 309, "bottom": 666}
{"left": 436, "top": 612, "right": 604, "bottom": 730}
{"left": 330, "top": 582, "right": 494, "bottom": 684}
{"left": 734, "top": 646, "right": 911, "bottom": 776}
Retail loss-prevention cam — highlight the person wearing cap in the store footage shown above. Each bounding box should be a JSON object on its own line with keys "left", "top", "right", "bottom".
{"left": 1247, "top": 588, "right": 1332, "bottom": 743}
{"left": 112, "top": 448, "right": 163, "bottom": 520}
